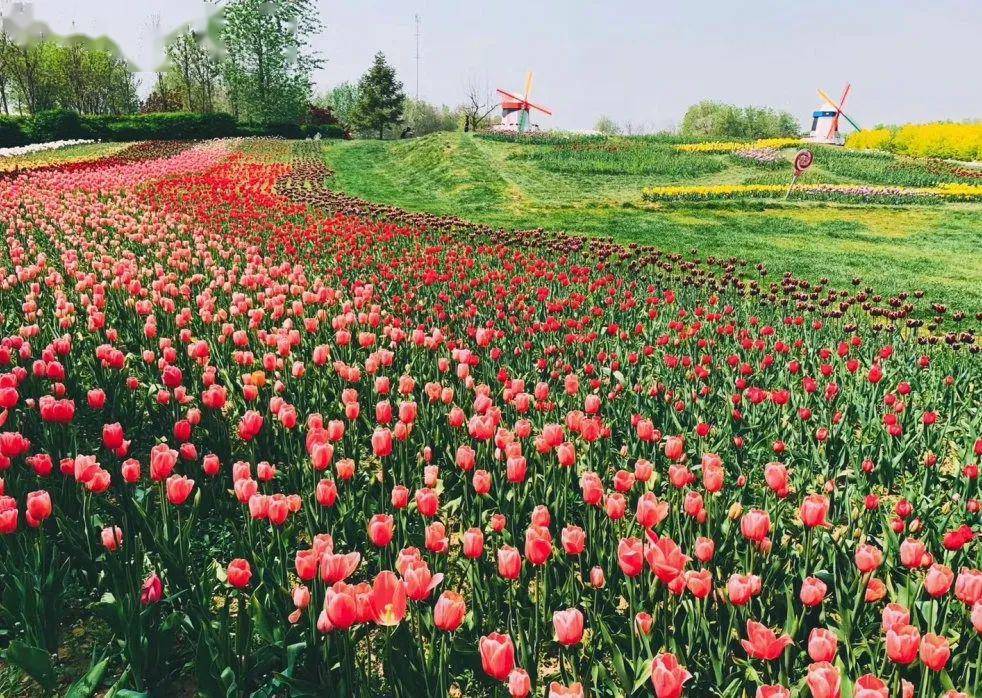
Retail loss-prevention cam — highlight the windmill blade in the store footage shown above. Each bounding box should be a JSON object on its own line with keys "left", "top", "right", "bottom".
{"left": 837, "top": 83, "right": 852, "bottom": 111}
{"left": 817, "top": 88, "right": 842, "bottom": 110}
{"left": 828, "top": 83, "right": 850, "bottom": 135}
{"left": 837, "top": 111, "right": 861, "bottom": 132}
{"left": 818, "top": 88, "right": 861, "bottom": 131}
{"left": 496, "top": 88, "right": 525, "bottom": 103}
{"left": 525, "top": 100, "right": 553, "bottom": 116}
{"left": 523, "top": 71, "right": 533, "bottom": 102}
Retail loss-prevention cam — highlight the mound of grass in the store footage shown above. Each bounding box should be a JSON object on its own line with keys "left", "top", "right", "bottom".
{"left": 319, "top": 133, "right": 982, "bottom": 313}
{"left": 514, "top": 138, "right": 726, "bottom": 178}
{"left": 810, "top": 146, "right": 959, "bottom": 187}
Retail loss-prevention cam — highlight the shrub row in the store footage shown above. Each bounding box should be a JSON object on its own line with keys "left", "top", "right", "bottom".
{"left": 0, "top": 110, "right": 345, "bottom": 146}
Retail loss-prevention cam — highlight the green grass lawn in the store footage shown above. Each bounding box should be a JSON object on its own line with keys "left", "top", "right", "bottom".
{"left": 318, "top": 133, "right": 982, "bottom": 315}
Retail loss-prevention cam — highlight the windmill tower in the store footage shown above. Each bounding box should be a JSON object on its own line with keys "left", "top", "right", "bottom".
{"left": 495, "top": 71, "right": 552, "bottom": 133}
{"left": 807, "top": 84, "right": 860, "bottom": 145}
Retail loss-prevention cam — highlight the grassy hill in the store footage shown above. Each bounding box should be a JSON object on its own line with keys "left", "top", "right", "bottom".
{"left": 319, "top": 133, "right": 982, "bottom": 315}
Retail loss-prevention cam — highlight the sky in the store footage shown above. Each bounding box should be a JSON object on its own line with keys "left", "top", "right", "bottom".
{"left": 8, "top": 0, "right": 982, "bottom": 132}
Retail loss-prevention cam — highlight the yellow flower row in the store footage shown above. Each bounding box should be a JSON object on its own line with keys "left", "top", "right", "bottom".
{"left": 676, "top": 138, "right": 801, "bottom": 153}
{"left": 641, "top": 182, "right": 982, "bottom": 201}
{"left": 846, "top": 122, "right": 982, "bottom": 161}
{"left": 936, "top": 182, "right": 982, "bottom": 200}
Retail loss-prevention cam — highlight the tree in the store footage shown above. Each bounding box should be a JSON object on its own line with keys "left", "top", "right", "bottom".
{"left": 349, "top": 52, "right": 404, "bottom": 139}
{"left": 315, "top": 82, "right": 359, "bottom": 129}
{"left": 221, "top": 0, "right": 322, "bottom": 123}
{"left": 142, "top": 72, "right": 182, "bottom": 113}
{"left": 460, "top": 74, "right": 498, "bottom": 132}
{"left": 594, "top": 115, "right": 621, "bottom": 135}
{"left": 0, "top": 32, "right": 137, "bottom": 116}
{"left": 680, "top": 100, "right": 801, "bottom": 139}
{"left": 164, "top": 29, "right": 221, "bottom": 113}
{"left": 403, "top": 98, "right": 457, "bottom": 137}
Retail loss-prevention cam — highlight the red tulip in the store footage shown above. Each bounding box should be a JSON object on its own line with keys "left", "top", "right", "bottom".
{"left": 727, "top": 573, "right": 761, "bottom": 606}
{"left": 462, "top": 527, "right": 484, "bottom": 558}
{"left": 617, "top": 537, "right": 644, "bottom": 577}
{"left": 403, "top": 559, "right": 443, "bottom": 601}
{"left": 741, "top": 620, "right": 792, "bottom": 661}
{"left": 740, "top": 509, "right": 770, "bottom": 542}
{"left": 664, "top": 436, "right": 685, "bottom": 462}
{"left": 25, "top": 490, "right": 52, "bottom": 524}
{"left": 434, "top": 590, "right": 466, "bottom": 632}
{"left": 919, "top": 633, "right": 950, "bottom": 671}
{"left": 371, "top": 427, "right": 392, "bottom": 457}
{"left": 645, "top": 535, "right": 689, "bottom": 583}
{"left": 141, "top": 573, "right": 163, "bottom": 605}
{"left": 507, "top": 668, "right": 531, "bottom": 697}
{"left": 954, "top": 568, "right": 981, "bottom": 605}
{"left": 368, "top": 514, "right": 394, "bottom": 548}
{"left": 925, "top": 563, "right": 954, "bottom": 597}
{"left": 325, "top": 582, "right": 359, "bottom": 630}
{"left": 853, "top": 675, "right": 888, "bottom": 698}
{"left": 854, "top": 544, "right": 883, "bottom": 573}
{"left": 102, "top": 422, "right": 125, "bottom": 450}
{"left": 885, "top": 624, "right": 920, "bottom": 664}
{"left": 899, "top": 538, "right": 928, "bottom": 568}
{"left": 371, "top": 570, "right": 407, "bottom": 626}
{"left": 497, "top": 546, "right": 522, "bottom": 580}
{"left": 800, "top": 577, "right": 827, "bottom": 607}
{"left": 524, "top": 525, "right": 552, "bottom": 566}
{"left": 415, "top": 487, "right": 439, "bottom": 517}
{"left": 320, "top": 551, "right": 361, "bottom": 584}
{"left": 226, "top": 558, "right": 251, "bottom": 588}
{"left": 800, "top": 494, "right": 830, "bottom": 527}
{"left": 755, "top": 687, "right": 790, "bottom": 698}
{"left": 478, "top": 632, "right": 515, "bottom": 681}
{"left": 552, "top": 607, "right": 584, "bottom": 646}
{"left": 165, "top": 474, "right": 194, "bottom": 505}
{"left": 650, "top": 652, "right": 691, "bottom": 698}
{"left": 561, "top": 525, "right": 585, "bottom": 555}
{"left": 101, "top": 525, "right": 123, "bottom": 552}
{"left": 149, "top": 443, "right": 177, "bottom": 481}
{"left": 806, "top": 661, "right": 840, "bottom": 698}
{"left": 548, "top": 682, "right": 584, "bottom": 698}
{"left": 694, "top": 537, "right": 715, "bottom": 563}
{"left": 807, "top": 627, "right": 837, "bottom": 662}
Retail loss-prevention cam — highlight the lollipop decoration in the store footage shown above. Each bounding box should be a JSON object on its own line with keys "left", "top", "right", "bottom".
{"left": 786, "top": 149, "right": 813, "bottom": 199}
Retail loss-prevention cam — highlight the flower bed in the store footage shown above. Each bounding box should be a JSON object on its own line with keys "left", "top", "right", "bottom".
{"left": 642, "top": 182, "right": 982, "bottom": 204}
{"left": 0, "top": 137, "right": 94, "bottom": 158}
{"left": 676, "top": 138, "right": 802, "bottom": 153}
{"left": 0, "top": 139, "right": 977, "bottom": 698}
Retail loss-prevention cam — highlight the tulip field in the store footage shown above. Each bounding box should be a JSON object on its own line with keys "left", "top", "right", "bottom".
{"left": 0, "top": 137, "right": 980, "bottom": 698}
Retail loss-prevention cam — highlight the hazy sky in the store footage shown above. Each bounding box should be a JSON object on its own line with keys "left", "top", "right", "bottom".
{"left": 12, "top": 0, "right": 982, "bottom": 131}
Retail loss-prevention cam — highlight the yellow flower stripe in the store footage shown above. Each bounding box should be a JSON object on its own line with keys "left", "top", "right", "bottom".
{"left": 676, "top": 138, "right": 802, "bottom": 153}
{"left": 640, "top": 182, "right": 982, "bottom": 202}
{"left": 846, "top": 122, "right": 982, "bottom": 161}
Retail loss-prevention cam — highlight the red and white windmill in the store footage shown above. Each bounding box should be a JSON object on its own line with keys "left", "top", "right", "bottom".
{"left": 496, "top": 71, "right": 552, "bottom": 134}
{"left": 807, "top": 83, "right": 860, "bottom": 145}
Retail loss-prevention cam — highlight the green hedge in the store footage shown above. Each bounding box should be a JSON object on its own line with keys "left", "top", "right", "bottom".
{"left": 0, "top": 110, "right": 345, "bottom": 147}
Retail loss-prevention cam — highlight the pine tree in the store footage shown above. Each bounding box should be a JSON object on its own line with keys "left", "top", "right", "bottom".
{"left": 350, "top": 52, "right": 405, "bottom": 139}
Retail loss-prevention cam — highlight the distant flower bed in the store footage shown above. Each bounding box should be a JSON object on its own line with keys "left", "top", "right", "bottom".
{"left": 731, "top": 147, "right": 783, "bottom": 166}
{"left": 641, "top": 182, "right": 982, "bottom": 204}
{"left": 0, "top": 138, "right": 94, "bottom": 158}
{"left": 676, "top": 138, "right": 801, "bottom": 153}
{"left": 846, "top": 122, "right": 982, "bottom": 161}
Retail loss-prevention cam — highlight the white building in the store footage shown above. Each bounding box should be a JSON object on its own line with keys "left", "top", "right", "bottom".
{"left": 807, "top": 101, "right": 844, "bottom": 145}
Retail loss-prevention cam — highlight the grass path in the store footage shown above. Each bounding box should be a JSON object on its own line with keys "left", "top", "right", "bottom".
{"left": 320, "top": 133, "right": 982, "bottom": 314}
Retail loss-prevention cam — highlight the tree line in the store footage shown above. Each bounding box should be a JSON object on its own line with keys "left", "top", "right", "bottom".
{"left": 1, "top": 0, "right": 804, "bottom": 141}
{"left": 0, "top": 35, "right": 138, "bottom": 116}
